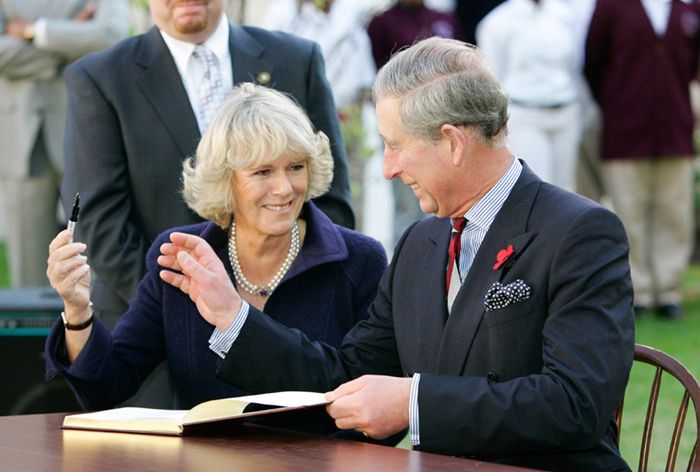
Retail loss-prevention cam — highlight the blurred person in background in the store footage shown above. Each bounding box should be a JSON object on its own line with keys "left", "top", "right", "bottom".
{"left": 477, "top": 0, "right": 581, "bottom": 192}
{"left": 262, "top": 0, "right": 387, "bottom": 245}
{"left": 455, "top": 0, "right": 504, "bottom": 45}
{"left": 568, "top": 0, "right": 605, "bottom": 203}
{"left": 262, "top": 0, "right": 375, "bottom": 112}
{"left": 585, "top": 0, "right": 700, "bottom": 320}
{"left": 368, "top": 0, "right": 462, "bottom": 70}
{"left": 0, "top": 0, "right": 129, "bottom": 287}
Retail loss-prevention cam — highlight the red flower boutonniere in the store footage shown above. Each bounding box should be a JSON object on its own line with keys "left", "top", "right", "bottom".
{"left": 493, "top": 244, "right": 515, "bottom": 270}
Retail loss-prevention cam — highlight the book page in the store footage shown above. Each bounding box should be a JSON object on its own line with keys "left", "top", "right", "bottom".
{"left": 63, "top": 407, "right": 188, "bottom": 434}
{"left": 183, "top": 398, "right": 249, "bottom": 424}
{"left": 182, "top": 391, "right": 327, "bottom": 425}
{"left": 66, "top": 407, "right": 188, "bottom": 422}
{"left": 233, "top": 391, "right": 327, "bottom": 407}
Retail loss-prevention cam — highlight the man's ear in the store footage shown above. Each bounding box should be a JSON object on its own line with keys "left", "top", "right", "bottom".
{"left": 439, "top": 124, "right": 468, "bottom": 166}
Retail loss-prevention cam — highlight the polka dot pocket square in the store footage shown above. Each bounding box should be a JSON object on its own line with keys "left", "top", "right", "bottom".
{"left": 484, "top": 279, "right": 532, "bottom": 312}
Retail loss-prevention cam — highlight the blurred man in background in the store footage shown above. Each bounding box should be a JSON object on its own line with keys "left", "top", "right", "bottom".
{"left": 0, "top": 0, "right": 129, "bottom": 287}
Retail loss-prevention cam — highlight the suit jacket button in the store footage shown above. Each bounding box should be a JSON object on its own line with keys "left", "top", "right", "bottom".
{"left": 487, "top": 372, "right": 499, "bottom": 383}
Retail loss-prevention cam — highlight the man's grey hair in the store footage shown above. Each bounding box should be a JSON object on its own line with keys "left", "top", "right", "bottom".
{"left": 373, "top": 37, "right": 509, "bottom": 145}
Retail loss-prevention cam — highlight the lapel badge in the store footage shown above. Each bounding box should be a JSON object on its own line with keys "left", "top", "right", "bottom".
{"left": 256, "top": 71, "right": 271, "bottom": 85}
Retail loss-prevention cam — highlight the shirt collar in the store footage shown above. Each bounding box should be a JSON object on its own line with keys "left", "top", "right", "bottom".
{"left": 459, "top": 157, "right": 522, "bottom": 231}
{"left": 159, "top": 13, "right": 230, "bottom": 77}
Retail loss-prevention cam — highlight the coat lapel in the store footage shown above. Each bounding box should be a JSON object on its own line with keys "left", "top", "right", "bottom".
{"left": 230, "top": 25, "right": 272, "bottom": 85}
{"left": 422, "top": 221, "right": 453, "bottom": 351}
{"left": 135, "top": 28, "right": 201, "bottom": 157}
{"left": 395, "top": 219, "right": 453, "bottom": 372}
{"left": 436, "top": 164, "right": 541, "bottom": 375}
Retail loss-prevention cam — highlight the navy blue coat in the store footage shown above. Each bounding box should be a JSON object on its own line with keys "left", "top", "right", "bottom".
{"left": 45, "top": 203, "right": 386, "bottom": 411}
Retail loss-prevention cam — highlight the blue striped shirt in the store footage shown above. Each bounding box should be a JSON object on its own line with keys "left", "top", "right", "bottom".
{"left": 209, "top": 302, "right": 250, "bottom": 358}
{"left": 458, "top": 158, "right": 523, "bottom": 282}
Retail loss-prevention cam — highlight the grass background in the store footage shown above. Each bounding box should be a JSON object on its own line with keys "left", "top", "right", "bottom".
{"left": 0, "top": 241, "right": 697, "bottom": 469}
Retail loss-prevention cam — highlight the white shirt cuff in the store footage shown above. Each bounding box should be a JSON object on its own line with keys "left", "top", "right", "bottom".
{"left": 208, "top": 301, "right": 250, "bottom": 359}
{"left": 409, "top": 373, "right": 421, "bottom": 446}
{"left": 33, "top": 18, "right": 48, "bottom": 47}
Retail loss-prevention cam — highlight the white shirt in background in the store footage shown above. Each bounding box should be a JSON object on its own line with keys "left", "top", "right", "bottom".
{"left": 477, "top": 0, "right": 578, "bottom": 106}
{"left": 641, "top": 0, "right": 692, "bottom": 36}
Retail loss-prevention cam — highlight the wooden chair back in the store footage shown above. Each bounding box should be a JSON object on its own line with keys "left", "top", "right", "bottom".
{"left": 616, "top": 344, "right": 700, "bottom": 472}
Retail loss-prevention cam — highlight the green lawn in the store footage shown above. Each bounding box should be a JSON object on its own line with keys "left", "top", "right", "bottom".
{"left": 0, "top": 241, "right": 697, "bottom": 467}
{"left": 0, "top": 241, "right": 8, "bottom": 287}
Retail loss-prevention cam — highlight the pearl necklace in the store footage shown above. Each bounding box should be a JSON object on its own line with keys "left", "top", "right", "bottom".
{"left": 227, "top": 220, "right": 300, "bottom": 297}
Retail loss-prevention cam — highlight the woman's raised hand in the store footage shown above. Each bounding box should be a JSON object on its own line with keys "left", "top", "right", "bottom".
{"left": 47, "top": 230, "right": 91, "bottom": 311}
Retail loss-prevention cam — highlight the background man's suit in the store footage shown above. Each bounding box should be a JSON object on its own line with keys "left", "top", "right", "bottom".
{"left": 0, "top": 0, "right": 128, "bottom": 286}
{"left": 218, "top": 164, "right": 635, "bottom": 471}
{"left": 61, "top": 24, "right": 354, "bottom": 326}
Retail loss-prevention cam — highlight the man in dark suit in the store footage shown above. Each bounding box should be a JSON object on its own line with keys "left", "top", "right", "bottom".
{"left": 61, "top": 0, "right": 354, "bottom": 327}
{"left": 159, "top": 37, "right": 635, "bottom": 470}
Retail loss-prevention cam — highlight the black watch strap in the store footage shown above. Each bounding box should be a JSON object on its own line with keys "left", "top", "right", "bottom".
{"left": 61, "top": 310, "right": 94, "bottom": 331}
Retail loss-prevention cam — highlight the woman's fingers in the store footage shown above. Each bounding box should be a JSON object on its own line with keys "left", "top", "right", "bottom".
{"left": 49, "top": 229, "right": 72, "bottom": 252}
{"left": 48, "top": 253, "right": 87, "bottom": 287}
{"left": 159, "top": 269, "right": 191, "bottom": 295}
{"left": 48, "top": 241, "right": 87, "bottom": 267}
{"left": 58, "top": 264, "right": 91, "bottom": 293}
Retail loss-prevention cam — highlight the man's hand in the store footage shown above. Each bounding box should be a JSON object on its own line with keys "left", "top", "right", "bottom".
{"left": 158, "top": 232, "right": 241, "bottom": 331}
{"left": 325, "top": 375, "right": 411, "bottom": 439}
{"left": 4, "top": 20, "right": 31, "bottom": 39}
{"left": 73, "top": 1, "right": 97, "bottom": 21}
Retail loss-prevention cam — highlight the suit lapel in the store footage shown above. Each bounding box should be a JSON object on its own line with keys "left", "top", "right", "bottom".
{"left": 230, "top": 25, "right": 272, "bottom": 85}
{"left": 135, "top": 28, "right": 200, "bottom": 157}
{"left": 421, "top": 221, "right": 453, "bottom": 354}
{"left": 436, "top": 164, "right": 541, "bottom": 375}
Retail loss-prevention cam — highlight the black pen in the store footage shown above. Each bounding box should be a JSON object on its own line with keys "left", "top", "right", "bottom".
{"left": 68, "top": 193, "right": 80, "bottom": 242}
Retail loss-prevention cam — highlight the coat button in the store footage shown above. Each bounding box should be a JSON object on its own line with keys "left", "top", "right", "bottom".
{"left": 487, "top": 372, "right": 499, "bottom": 383}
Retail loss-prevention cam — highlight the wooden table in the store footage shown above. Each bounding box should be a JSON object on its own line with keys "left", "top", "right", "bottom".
{"left": 0, "top": 413, "right": 535, "bottom": 471}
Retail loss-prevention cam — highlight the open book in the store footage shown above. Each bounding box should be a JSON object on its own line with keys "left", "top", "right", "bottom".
{"left": 62, "top": 391, "right": 328, "bottom": 436}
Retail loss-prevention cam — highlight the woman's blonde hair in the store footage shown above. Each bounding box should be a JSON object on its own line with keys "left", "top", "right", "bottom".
{"left": 182, "top": 82, "right": 333, "bottom": 228}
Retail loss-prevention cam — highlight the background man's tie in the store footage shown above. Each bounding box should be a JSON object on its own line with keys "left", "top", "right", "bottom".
{"left": 447, "top": 217, "right": 467, "bottom": 312}
{"left": 192, "top": 44, "right": 226, "bottom": 133}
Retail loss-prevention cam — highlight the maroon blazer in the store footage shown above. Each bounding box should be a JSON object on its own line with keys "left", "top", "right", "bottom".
{"left": 584, "top": 0, "right": 700, "bottom": 160}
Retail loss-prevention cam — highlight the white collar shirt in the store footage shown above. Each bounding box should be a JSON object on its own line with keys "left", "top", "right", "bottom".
{"left": 159, "top": 14, "right": 233, "bottom": 129}
{"left": 641, "top": 0, "right": 692, "bottom": 36}
{"left": 454, "top": 157, "right": 523, "bottom": 281}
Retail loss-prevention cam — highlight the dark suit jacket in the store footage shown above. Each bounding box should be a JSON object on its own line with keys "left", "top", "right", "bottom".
{"left": 217, "top": 164, "right": 635, "bottom": 471}
{"left": 61, "top": 24, "right": 353, "bottom": 319}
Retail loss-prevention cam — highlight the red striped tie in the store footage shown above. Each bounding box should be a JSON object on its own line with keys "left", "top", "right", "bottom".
{"left": 446, "top": 217, "right": 467, "bottom": 295}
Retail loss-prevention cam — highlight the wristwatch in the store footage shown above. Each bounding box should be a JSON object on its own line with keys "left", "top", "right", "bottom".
{"left": 21, "top": 22, "right": 35, "bottom": 41}
{"left": 61, "top": 306, "right": 94, "bottom": 331}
